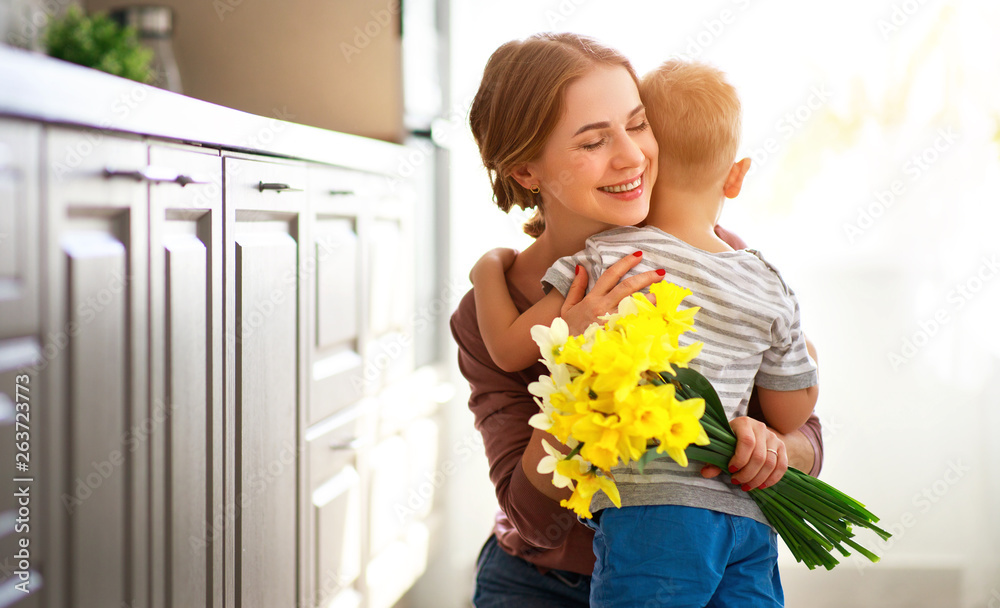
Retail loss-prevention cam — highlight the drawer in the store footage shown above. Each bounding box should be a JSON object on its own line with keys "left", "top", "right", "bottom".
{"left": 306, "top": 401, "right": 371, "bottom": 491}
{"left": 311, "top": 465, "right": 363, "bottom": 607}
{"left": 309, "top": 217, "right": 365, "bottom": 424}
{"left": 224, "top": 155, "right": 308, "bottom": 210}
{"left": 367, "top": 416, "right": 439, "bottom": 554}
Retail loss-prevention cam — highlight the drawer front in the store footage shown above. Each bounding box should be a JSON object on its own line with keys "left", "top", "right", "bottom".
{"left": 307, "top": 401, "right": 370, "bottom": 490}
{"left": 309, "top": 217, "right": 365, "bottom": 424}
{"left": 0, "top": 120, "right": 41, "bottom": 340}
{"left": 312, "top": 465, "right": 363, "bottom": 607}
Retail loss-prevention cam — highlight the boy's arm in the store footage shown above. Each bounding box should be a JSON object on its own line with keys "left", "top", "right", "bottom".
{"left": 756, "top": 287, "right": 819, "bottom": 435}
{"left": 470, "top": 248, "right": 569, "bottom": 372}
{"left": 755, "top": 385, "right": 819, "bottom": 436}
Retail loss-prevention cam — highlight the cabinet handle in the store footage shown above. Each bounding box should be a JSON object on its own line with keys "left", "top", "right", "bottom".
{"left": 258, "top": 181, "right": 303, "bottom": 193}
{"left": 328, "top": 189, "right": 355, "bottom": 196}
{"left": 329, "top": 437, "right": 367, "bottom": 451}
{"left": 103, "top": 166, "right": 212, "bottom": 187}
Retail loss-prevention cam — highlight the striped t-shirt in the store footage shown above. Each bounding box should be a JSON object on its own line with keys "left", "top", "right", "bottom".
{"left": 541, "top": 225, "right": 818, "bottom": 523}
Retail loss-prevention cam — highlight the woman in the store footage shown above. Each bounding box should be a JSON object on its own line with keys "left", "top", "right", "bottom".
{"left": 450, "top": 33, "right": 824, "bottom": 607}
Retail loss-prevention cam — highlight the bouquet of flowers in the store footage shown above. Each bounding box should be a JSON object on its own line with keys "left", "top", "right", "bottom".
{"left": 528, "top": 281, "right": 890, "bottom": 570}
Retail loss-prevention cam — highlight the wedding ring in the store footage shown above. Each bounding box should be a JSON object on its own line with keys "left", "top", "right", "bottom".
{"left": 766, "top": 448, "right": 778, "bottom": 455}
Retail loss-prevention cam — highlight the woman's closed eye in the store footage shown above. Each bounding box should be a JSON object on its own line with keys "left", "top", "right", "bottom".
{"left": 628, "top": 120, "right": 649, "bottom": 133}
{"left": 580, "top": 138, "right": 606, "bottom": 151}
{"left": 579, "top": 122, "right": 648, "bottom": 151}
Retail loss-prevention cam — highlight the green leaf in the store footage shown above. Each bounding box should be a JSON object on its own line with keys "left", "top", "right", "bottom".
{"left": 671, "top": 366, "right": 730, "bottom": 430}
{"left": 635, "top": 447, "right": 660, "bottom": 474}
{"left": 43, "top": 6, "right": 153, "bottom": 83}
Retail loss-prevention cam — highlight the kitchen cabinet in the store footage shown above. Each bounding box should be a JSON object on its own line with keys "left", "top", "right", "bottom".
{"left": 41, "top": 127, "right": 151, "bottom": 608}
{"left": 146, "top": 143, "right": 224, "bottom": 608}
{"left": 0, "top": 45, "right": 446, "bottom": 608}
{"left": 225, "top": 154, "right": 306, "bottom": 608}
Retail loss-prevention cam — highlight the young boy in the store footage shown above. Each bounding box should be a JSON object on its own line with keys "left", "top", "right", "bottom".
{"left": 471, "top": 60, "right": 818, "bottom": 606}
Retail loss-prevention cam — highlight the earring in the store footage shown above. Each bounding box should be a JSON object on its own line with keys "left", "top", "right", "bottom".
{"left": 530, "top": 185, "right": 540, "bottom": 194}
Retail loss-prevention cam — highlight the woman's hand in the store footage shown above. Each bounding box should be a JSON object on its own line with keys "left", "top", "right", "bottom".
{"left": 700, "top": 416, "right": 788, "bottom": 490}
{"left": 559, "top": 251, "right": 664, "bottom": 335}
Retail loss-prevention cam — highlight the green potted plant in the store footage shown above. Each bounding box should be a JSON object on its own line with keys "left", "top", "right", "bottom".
{"left": 43, "top": 6, "right": 153, "bottom": 83}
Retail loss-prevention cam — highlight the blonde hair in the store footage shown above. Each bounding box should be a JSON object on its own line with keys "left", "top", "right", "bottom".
{"left": 639, "top": 60, "right": 741, "bottom": 189}
{"left": 469, "top": 33, "right": 639, "bottom": 237}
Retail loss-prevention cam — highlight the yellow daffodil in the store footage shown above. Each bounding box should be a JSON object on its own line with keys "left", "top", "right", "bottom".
{"left": 655, "top": 397, "right": 709, "bottom": 467}
{"left": 529, "top": 280, "right": 715, "bottom": 517}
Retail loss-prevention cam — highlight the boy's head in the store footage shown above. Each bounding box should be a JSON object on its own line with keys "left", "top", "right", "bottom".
{"left": 640, "top": 60, "right": 742, "bottom": 191}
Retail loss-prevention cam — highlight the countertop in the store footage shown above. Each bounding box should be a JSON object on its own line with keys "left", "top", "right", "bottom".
{"left": 0, "top": 45, "right": 407, "bottom": 176}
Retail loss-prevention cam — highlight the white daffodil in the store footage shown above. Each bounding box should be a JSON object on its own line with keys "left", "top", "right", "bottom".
{"left": 528, "top": 375, "right": 557, "bottom": 399}
{"left": 531, "top": 317, "right": 569, "bottom": 364}
{"left": 528, "top": 396, "right": 554, "bottom": 431}
{"left": 536, "top": 439, "right": 587, "bottom": 490}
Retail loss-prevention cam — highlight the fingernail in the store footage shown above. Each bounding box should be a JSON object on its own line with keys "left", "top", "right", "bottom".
{"left": 655, "top": 269, "right": 666, "bottom": 276}
{"left": 758, "top": 483, "right": 767, "bottom": 490}
{"left": 632, "top": 251, "right": 643, "bottom": 257}
{"left": 728, "top": 466, "right": 738, "bottom": 473}
{"left": 731, "top": 478, "right": 740, "bottom": 484}
{"left": 575, "top": 264, "right": 582, "bottom": 275}
{"left": 741, "top": 484, "right": 751, "bottom": 492}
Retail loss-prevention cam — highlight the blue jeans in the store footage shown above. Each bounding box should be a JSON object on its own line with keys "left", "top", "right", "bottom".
{"left": 472, "top": 534, "right": 592, "bottom": 608}
{"left": 588, "top": 505, "right": 783, "bottom": 608}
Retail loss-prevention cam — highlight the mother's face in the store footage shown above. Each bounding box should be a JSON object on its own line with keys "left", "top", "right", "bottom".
{"left": 515, "top": 65, "right": 658, "bottom": 235}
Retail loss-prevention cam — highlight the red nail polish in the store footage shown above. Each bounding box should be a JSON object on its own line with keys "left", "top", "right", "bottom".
{"left": 632, "top": 251, "right": 642, "bottom": 257}
{"left": 741, "top": 484, "right": 751, "bottom": 492}
{"left": 575, "top": 264, "right": 582, "bottom": 275}
{"left": 731, "top": 478, "right": 740, "bottom": 484}
{"left": 655, "top": 269, "right": 666, "bottom": 276}
{"left": 728, "top": 466, "right": 738, "bottom": 473}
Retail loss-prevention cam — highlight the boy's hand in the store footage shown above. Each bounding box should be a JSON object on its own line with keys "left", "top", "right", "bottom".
{"left": 559, "top": 251, "right": 665, "bottom": 335}
{"left": 469, "top": 247, "right": 518, "bottom": 284}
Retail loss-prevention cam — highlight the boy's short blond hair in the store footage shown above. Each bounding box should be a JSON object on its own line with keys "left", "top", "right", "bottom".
{"left": 640, "top": 60, "right": 741, "bottom": 189}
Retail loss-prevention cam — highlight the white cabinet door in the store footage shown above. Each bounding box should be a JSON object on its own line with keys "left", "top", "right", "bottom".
{"left": 224, "top": 155, "right": 307, "bottom": 608}
{"left": 0, "top": 118, "right": 45, "bottom": 608}
{"left": 42, "top": 127, "right": 150, "bottom": 608}
{"left": 147, "top": 143, "right": 224, "bottom": 608}
{"left": 0, "top": 119, "right": 40, "bottom": 341}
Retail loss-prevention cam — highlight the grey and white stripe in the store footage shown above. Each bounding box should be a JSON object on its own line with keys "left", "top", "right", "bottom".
{"left": 542, "top": 225, "right": 818, "bottom": 522}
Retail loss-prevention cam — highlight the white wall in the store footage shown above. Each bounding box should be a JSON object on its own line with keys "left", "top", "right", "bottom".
{"left": 446, "top": 1, "right": 1000, "bottom": 607}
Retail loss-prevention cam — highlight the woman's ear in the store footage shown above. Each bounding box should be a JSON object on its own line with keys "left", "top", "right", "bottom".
{"left": 723, "top": 158, "right": 751, "bottom": 199}
{"left": 509, "top": 163, "right": 539, "bottom": 190}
